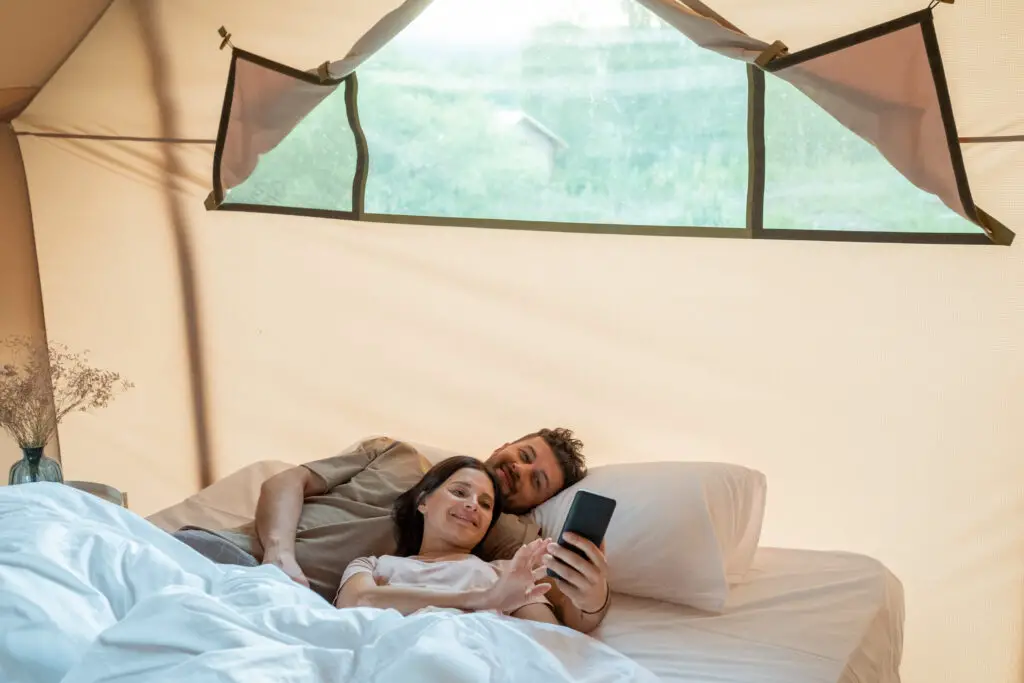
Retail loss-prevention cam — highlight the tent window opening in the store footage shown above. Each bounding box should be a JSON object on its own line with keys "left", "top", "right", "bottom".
{"left": 356, "top": 0, "right": 749, "bottom": 229}
{"left": 212, "top": 0, "right": 1011, "bottom": 246}
{"left": 227, "top": 0, "right": 750, "bottom": 230}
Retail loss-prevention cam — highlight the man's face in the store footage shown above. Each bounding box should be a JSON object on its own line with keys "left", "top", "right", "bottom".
{"left": 486, "top": 435, "right": 565, "bottom": 514}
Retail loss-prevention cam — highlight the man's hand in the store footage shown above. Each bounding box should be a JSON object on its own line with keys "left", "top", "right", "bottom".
{"left": 541, "top": 532, "right": 609, "bottom": 613}
{"left": 263, "top": 550, "right": 311, "bottom": 589}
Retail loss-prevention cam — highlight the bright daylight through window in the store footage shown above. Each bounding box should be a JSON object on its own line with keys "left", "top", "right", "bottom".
{"left": 226, "top": 0, "right": 984, "bottom": 236}
{"left": 357, "top": 0, "right": 748, "bottom": 227}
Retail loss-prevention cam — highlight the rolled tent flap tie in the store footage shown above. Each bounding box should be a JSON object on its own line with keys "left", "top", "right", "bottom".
{"left": 633, "top": 0, "right": 769, "bottom": 62}
{"left": 321, "top": 0, "right": 434, "bottom": 80}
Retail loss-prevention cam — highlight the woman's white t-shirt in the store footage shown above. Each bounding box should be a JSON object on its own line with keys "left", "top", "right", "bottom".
{"left": 337, "top": 554, "right": 549, "bottom": 615}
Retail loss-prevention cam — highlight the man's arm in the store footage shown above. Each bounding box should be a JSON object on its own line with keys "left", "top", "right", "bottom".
{"left": 542, "top": 578, "right": 610, "bottom": 633}
{"left": 253, "top": 437, "right": 396, "bottom": 586}
{"left": 254, "top": 466, "right": 326, "bottom": 586}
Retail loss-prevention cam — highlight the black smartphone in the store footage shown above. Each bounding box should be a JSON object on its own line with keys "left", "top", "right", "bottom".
{"left": 546, "top": 489, "right": 616, "bottom": 580}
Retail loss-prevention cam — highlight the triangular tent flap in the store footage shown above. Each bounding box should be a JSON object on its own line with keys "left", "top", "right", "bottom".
{"left": 763, "top": 10, "right": 990, "bottom": 235}
{"left": 210, "top": 52, "right": 348, "bottom": 209}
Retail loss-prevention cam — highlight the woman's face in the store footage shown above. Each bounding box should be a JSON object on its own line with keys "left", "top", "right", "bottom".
{"left": 418, "top": 467, "right": 496, "bottom": 552}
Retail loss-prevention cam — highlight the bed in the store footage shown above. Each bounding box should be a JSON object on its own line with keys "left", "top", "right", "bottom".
{"left": 595, "top": 547, "right": 904, "bottom": 683}
{"left": 0, "top": 459, "right": 904, "bottom": 682}
{"left": 144, "top": 460, "right": 905, "bottom": 683}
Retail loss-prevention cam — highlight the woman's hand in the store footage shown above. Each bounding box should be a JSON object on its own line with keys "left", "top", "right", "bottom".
{"left": 477, "top": 538, "right": 552, "bottom": 613}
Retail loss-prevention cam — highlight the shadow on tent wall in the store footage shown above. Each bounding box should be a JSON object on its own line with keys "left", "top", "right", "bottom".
{"left": 134, "top": 2, "right": 214, "bottom": 490}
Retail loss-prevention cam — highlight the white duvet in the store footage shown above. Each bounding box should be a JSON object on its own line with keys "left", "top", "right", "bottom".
{"left": 0, "top": 483, "right": 657, "bottom": 683}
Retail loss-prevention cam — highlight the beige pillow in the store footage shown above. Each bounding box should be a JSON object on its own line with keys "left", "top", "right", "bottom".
{"left": 146, "top": 460, "right": 294, "bottom": 532}
{"left": 529, "top": 461, "right": 767, "bottom": 612}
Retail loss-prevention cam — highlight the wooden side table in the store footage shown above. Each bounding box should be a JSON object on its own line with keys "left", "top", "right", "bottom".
{"left": 65, "top": 481, "right": 128, "bottom": 508}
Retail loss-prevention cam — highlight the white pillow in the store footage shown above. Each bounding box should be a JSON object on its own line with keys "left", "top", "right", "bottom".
{"left": 528, "top": 461, "right": 767, "bottom": 613}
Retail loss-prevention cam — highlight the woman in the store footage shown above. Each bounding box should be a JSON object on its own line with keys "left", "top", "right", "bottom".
{"left": 334, "top": 456, "right": 559, "bottom": 624}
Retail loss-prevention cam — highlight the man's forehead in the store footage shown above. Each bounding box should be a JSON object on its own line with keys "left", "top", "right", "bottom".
{"left": 515, "top": 435, "right": 549, "bottom": 456}
{"left": 521, "top": 436, "right": 563, "bottom": 482}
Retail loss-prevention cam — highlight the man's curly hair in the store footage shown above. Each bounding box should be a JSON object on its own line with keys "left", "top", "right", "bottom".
{"left": 518, "top": 427, "right": 587, "bottom": 491}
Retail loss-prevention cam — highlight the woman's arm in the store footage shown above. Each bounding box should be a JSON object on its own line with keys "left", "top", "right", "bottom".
{"left": 335, "top": 572, "right": 489, "bottom": 615}
{"left": 337, "top": 541, "right": 551, "bottom": 616}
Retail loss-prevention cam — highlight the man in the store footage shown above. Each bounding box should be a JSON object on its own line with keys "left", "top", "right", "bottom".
{"left": 174, "top": 428, "right": 611, "bottom": 633}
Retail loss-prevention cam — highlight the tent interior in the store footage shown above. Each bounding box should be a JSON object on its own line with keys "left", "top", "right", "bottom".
{"left": 1, "top": 1, "right": 1021, "bottom": 682}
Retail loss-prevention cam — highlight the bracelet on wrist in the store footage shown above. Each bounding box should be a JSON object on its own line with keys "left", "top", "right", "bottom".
{"left": 581, "top": 587, "right": 611, "bottom": 615}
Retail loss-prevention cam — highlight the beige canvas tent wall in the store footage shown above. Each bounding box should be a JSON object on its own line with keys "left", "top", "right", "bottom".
{"left": 1, "top": 2, "right": 1021, "bottom": 683}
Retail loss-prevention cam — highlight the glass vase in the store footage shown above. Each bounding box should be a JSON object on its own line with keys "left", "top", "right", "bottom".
{"left": 8, "top": 446, "right": 64, "bottom": 485}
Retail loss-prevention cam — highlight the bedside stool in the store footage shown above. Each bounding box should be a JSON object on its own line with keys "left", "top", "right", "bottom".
{"left": 65, "top": 481, "right": 128, "bottom": 508}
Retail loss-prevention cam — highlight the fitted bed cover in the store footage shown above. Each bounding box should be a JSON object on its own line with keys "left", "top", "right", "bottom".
{"left": 595, "top": 547, "right": 904, "bottom": 683}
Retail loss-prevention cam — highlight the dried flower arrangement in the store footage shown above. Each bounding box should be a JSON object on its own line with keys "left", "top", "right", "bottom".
{"left": 0, "top": 336, "right": 134, "bottom": 450}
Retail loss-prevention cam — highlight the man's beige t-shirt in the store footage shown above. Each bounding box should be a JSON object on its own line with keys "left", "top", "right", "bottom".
{"left": 203, "top": 437, "right": 541, "bottom": 603}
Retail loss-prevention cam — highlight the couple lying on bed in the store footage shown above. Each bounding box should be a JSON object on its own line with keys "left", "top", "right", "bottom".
{"left": 173, "top": 429, "right": 612, "bottom": 633}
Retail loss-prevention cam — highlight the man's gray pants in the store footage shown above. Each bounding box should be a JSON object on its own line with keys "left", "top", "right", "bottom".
{"left": 172, "top": 529, "right": 259, "bottom": 567}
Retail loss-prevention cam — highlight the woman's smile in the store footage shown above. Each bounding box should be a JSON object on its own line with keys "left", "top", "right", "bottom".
{"left": 450, "top": 509, "right": 479, "bottom": 527}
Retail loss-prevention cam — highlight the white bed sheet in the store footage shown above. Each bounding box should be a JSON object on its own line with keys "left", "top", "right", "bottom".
{"left": 0, "top": 483, "right": 659, "bottom": 683}
{"left": 594, "top": 547, "right": 904, "bottom": 683}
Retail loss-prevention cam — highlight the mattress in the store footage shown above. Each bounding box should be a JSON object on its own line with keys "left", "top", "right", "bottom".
{"left": 594, "top": 547, "right": 904, "bottom": 683}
